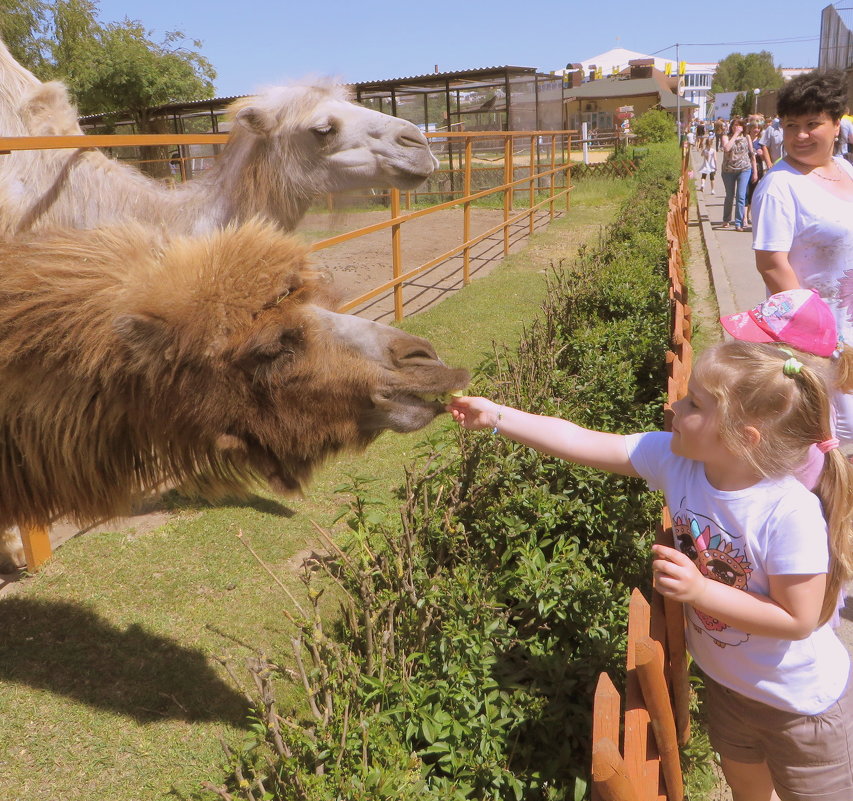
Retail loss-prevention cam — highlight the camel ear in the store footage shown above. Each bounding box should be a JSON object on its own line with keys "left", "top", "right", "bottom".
{"left": 235, "top": 105, "right": 275, "bottom": 136}
{"left": 114, "top": 312, "right": 175, "bottom": 361}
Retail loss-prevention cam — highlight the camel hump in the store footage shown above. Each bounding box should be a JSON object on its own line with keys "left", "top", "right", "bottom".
{"left": 20, "top": 81, "right": 82, "bottom": 136}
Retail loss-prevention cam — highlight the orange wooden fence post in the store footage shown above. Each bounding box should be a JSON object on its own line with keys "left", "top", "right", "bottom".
{"left": 20, "top": 525, "right": 52, "bottom": 571}
{"left": 625, "top": 589, "right": 659, "bottom": 800}
{"left": 635, "top": 636, "right": 685, "bottom": 801}
{"left": 592, "top": 672, "right": 623, "bottom": 801}
{"left": 592, "top": 738, "right": 642, "bottom": 801}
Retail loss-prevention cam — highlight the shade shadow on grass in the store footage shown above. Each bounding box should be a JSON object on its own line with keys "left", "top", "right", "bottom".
{"left": 158, "top": 489, "right": 297, "bottom": 518}
{"left": 0, "top": 598, "right": 250, "bottom": 727}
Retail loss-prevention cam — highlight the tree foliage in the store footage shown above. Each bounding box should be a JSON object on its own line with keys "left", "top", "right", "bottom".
{"left": 0, "top": 0, "right": 215, "bottom": 121}
{"left": 712, "top": 51, "right": 784, "bottom": 94}
{"left": 631, "top": 109, "right": 676, "bottom": 144}
{"left": 730, "top": 92, "right": 751, "bottom": 120}
{"left": 0, "top": 0, "right": 50, "bottom": 71}
{"left": 71, "top": 21, "right": 215, "bottom": 123}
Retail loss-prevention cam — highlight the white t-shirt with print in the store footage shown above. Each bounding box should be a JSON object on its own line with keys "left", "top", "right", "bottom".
{"left": 751, "top": 157, "right": 853, "bottom": 443}
{"left": 626, "top": 431, "right": 851, "bottom": 715}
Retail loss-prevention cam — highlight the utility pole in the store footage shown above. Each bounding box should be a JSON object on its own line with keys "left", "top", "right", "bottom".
{"left": 675, "top": 43, "right": 681, "bottom": 140}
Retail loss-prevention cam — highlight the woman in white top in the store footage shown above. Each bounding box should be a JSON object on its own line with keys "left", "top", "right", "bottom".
{"left": 752, "top": 69, "right": 853, "bottom": 447}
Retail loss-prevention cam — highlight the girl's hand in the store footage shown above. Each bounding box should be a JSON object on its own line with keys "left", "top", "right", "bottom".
{"left": 652, "top": 544, "right": 707, "bottom": 604}
{"left": 447, "top": 396, "right": 501, "bottom": 431}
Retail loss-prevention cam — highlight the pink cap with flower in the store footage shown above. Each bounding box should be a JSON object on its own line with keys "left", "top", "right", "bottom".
{"left": 720, "top": 289, "right": 838, "bottom": 358}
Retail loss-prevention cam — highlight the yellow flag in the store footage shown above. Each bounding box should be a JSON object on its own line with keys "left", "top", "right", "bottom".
{"left": 664, "top": 62, "right": 672, "bottom": 76}
{"left": 679, "top": 61, "right": 686, "bottom": 75}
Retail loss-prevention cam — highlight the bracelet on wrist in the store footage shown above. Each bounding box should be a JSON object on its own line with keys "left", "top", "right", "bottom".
{"left": 492, "top": 406, "right": 503, "bottom": 435}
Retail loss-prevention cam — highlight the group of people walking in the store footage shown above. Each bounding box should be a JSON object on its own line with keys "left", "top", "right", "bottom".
{"left": 696, "top": 114, "right": 784, "bottom": 230}
{"left": 448, "top": 69, "right": 853, "bottom": 801}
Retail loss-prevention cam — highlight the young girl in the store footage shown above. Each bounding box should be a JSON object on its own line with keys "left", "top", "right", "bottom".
{"left": 699, "top": 137, "right": 717, "bottom": 194}
{"left": 449, "top": 341, "right": 853, "bottom": 801}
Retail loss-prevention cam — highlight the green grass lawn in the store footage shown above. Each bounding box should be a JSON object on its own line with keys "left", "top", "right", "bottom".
{"left": 0, "top": 177, "right": 635, "bottom": 801}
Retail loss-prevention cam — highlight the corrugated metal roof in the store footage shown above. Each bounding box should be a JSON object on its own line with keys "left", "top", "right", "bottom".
{"left": 79, "top": 94, "right": 245, "bottom": 122}
{"left": 79, "top": 66, "right": 556, "bottom": 123}
{"left": 354, "top": 65, "right": 538, "bottom": 85}
{"left": 353, "top": 66, "right": 550, "bottom": 95}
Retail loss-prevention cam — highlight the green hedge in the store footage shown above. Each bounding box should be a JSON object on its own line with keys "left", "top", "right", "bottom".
{"left": 205, "top": 144, "right": 682, "bottom": 801}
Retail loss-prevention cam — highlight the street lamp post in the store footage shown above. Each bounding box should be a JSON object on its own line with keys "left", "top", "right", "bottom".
{"left": 753, "top": 88, "right": 761, "bottom": 115}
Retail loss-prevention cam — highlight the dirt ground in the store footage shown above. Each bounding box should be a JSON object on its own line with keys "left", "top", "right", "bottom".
{"left": 297, "top": 205, "right": 558, "bottom": 322}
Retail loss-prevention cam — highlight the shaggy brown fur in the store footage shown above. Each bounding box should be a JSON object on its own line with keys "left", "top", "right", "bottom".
{"left": 0, "top": 220, "right": 468, "bottom": 535}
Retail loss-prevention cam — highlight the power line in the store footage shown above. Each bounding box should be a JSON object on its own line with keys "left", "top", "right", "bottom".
{"left": 650, "top": 36, "right": 818, "bottom": 56}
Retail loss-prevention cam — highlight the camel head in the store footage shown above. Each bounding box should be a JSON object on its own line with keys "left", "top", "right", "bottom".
{"left": 230, "top": 83, "right": 439, "bottom": 196}
{"left": 0, "top": 220, "right": 468, "bottom": 527}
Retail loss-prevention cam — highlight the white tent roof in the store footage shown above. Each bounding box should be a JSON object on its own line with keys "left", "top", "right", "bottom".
{"left": 575, "top": 48, "right": 676, "bottom": 75}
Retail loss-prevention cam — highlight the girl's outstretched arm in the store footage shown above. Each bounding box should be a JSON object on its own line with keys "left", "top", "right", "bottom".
{"left": 652, "top": 544, "right": 825, "bottom": 639}
{"left": 448, "top": 397, "right": 640, "bottom": 477}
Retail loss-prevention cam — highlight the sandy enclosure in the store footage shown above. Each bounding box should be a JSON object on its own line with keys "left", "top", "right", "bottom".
{"left": 296, "top": 205, "right": 560, "bottom": 323}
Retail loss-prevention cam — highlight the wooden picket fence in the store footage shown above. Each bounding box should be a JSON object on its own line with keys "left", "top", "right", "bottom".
{"left": 590, "top": 146, "right": 693, "bottom": 801}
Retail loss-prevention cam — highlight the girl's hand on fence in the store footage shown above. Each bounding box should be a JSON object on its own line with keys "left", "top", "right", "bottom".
{"left": 651, "top": 544, "right": 707, "bottom": 604}
{"left": 447, "top": 397, "right": 501, "bottom": 431}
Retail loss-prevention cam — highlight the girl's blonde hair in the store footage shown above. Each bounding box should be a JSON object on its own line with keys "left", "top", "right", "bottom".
{"left": 693, "top": 341, "right": 853, "bottom": 625}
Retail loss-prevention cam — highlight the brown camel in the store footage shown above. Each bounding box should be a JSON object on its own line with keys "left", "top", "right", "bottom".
{"left": 0, "top": 37, "right": 437, "bottom": 236}
{"left": 0, "top": 220, "right": 468, "bottom": 569}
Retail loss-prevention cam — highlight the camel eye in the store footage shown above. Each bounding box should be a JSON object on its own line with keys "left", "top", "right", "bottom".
{"left": 312, "top": 121, "right": 337, "bottom": 138}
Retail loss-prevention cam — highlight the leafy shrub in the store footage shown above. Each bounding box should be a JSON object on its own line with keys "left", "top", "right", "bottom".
{"left": 631, "top": 109, "right": 677, "bottom": 144}
{"left": 202, "top": 144, "right": 682, "bottom": 801}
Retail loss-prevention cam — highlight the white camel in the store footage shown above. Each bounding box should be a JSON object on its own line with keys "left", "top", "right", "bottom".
{"left": 0, "top": 38, "right": 437, "bottom": 236}
{"left": 0, "top": 39, "right": 39, "bottom": 137}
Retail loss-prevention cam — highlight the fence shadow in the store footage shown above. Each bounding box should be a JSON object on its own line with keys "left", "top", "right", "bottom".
{"left": 0, "top": 597, "right": 251, "bottom": 727}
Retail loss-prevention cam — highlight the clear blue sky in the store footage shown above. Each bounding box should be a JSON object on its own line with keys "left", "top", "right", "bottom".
{"left": 95, "top": 0, "right": 826, "bottom": 98}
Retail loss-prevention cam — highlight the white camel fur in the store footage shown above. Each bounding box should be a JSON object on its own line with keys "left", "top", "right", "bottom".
{"left": 0, "top": 37, "right": 437, "bottom": 236}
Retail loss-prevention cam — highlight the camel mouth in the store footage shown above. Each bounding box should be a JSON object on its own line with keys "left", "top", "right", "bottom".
{"left": 378, "top": 380, "right": 469, "bottom": 411}
{"left": 390, "top": 169, "right": 435, "bottom": 190}
{"left": 414, "top": 389, "right": 464, "bottom": 405}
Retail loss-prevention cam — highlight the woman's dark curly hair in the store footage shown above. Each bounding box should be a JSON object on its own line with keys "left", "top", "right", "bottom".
{"left": 776, "top": 69, "right": 847, "bottom": 121}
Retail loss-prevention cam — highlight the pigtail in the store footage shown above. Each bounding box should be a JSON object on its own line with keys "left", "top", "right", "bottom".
{"left": 792, "top": 361, "right": 853, "bottom": 626}
{"left": 831, "top": 346, "right": 853, "bottom": 393}
{"left": 814, "top": 447, "right": 853, "bottom": 625}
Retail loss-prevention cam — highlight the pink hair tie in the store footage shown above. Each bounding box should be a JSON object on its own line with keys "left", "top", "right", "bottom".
{"left": 817, "top": 437, "right": 840, "bottom": 454}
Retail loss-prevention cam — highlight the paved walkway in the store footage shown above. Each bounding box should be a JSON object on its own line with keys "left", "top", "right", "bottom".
{"left": 689, "top": 150, "right": 853, "bottom": 657}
